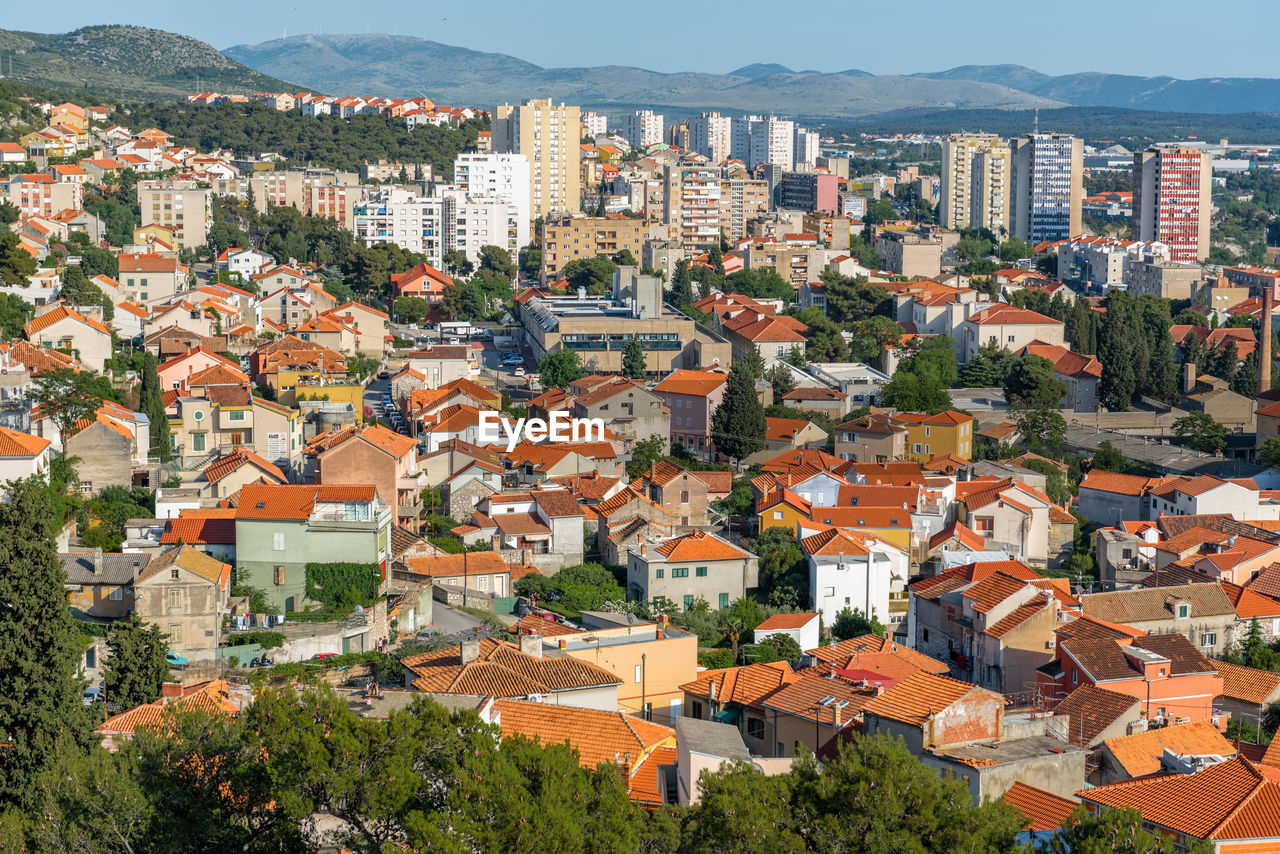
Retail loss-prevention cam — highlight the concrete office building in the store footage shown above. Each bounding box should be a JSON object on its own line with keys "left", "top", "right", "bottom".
{"left": 620, "top": 110, "right": 664, "bottom": 150}
{"left": 875, "top": 229, "right": 943, "bottom": 279}
{"left": 1133, "top": 145, "right": 1212, "bottom": 262}
{"left": 519, "top": 266, "right": 732, "bottom": 373}
{"left": 688, "top": 112, "right": 733, "bottom": 164}
{"left": 492, "top": 99, "right": 582, "bottom": 221}
{"left": 453, "top": 152, "right": 531, "bottom": 251}
{"left": 940, "top": 133, "right": 1011, "bottom": 235}
{"left": 1124, "top": 255, "right": 1203, "bottom": 300}
{"left": 1010, "top": 133, "right": 1082, "bottom": 244}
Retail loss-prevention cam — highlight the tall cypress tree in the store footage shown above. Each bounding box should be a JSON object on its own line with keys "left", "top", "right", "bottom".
{"left": 671, "top": 260, "right": 694, "bottom": 309}
{"left": 710, "top": 360, "right": 767, "bottom": 465}
{"left": 0, "top": 478, "right": 95, "bottom": 807}
{"left": 1098, "top": 306, "right": 1136, "bottom": 411}
{"left": 140, "top": 352, "right": 170, "bottom": 462}
{"left": 621, "top": 336, "right": 645, "bottom": 380}
{"left": 1148, "top": 326, "right": 1179, "bottom": 401}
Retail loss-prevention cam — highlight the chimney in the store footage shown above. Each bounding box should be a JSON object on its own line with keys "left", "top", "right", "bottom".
{"left": 1182, "top": 361, "right": 1197, "bottom": 394}
{"left": 558, "top": 638, "right": 567, "bottom": 650}
{"left": 708, "top": 680, "right": 717, "bottom": 701}
{"left": 834, "top": 704, "right": 843, "bottom": 727}
{"left": 873, "top": 681, "right": 884, "bottom": 696}
{"left": 656, "top": 628, "right": 664, "bottom": 639}
{"left": 519, "top": 633, "right": 543, "bottom": 658}
{"left": 160, "top": 682, "right": 183, "bottom": 700}
{"left": 460, "top": 639, "right": 480, "bottom": 665}
{"left": 1261, "top": 288, "right": 1273, "bottom": 394}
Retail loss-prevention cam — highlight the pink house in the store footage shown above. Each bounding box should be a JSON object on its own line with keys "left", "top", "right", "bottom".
{"left": 652, "top": 369, "right": 728, "bottom": 460}
{"left": 158, "top": 346, "right": 246, "bottom": 391}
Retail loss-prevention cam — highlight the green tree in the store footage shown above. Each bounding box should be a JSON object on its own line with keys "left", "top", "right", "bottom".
{"left": 561, "top": 255, "right": 616, "bottom": 295}
{"left": 0, "top": 477, "right": 96, "bottom": 807}
{"left": 765, "top": 363, "right": 797, "bottom": 403}
{"left": 802, "top": 314, "right": 849, "bottom": 362}
{"left": 30, "top": 747, "right": 153, "bottom": 854}
{"left": 1090, "top": 440, "right": 1130, "bottom": 473}
{"left": 1014, "top": 407, "right": 1068, "bottom": 455}
{"left": 1259, "top": 435, "right": 1280, "bottom": 470}
{"left": 0, "top": 291, "right": 32, "bottom": 339}
{"left": 443, "top": 248, "right": 475, "bottom": 278}
{"left": 59, "top": 264, "right": 113, "bottom": 321}
{"left": 1004, "top": 355, "right": 1067, "bottom": 408}
{"left": 440, "top": 281, "right": 485, "bottom": 321}
{"left": 622, "top": 335, "right": 646, "bottom": 379}
{"left": 832, "top": 607, "right": 884, "bottom": 640}
{"left": 710, "top": 360, "right": 767, "bottom": 465}
{"left": 538, "top": 348, "right": 585, "bottom": 389}
{"left": 104, "top": 612, "right": 170, "bottom": 709}
{"left": 393, "top": 295, "right": 430, "bottom": 324}
{"left": 1047, "top": 807, "right": 1214, "bottom": 854}
{"left": 759, "top": 633, "right": 802, "bottom": 665}
{"left": 625, "top": 436, "right": 667, "bottom": 480}
{"left": 0, "top": 229, "right": 37, "bottom": 286}
{"left": 671, "top": 259, "right": 694, "bottom": 308}
{"left": 1174, "top": 411, "right": 1228, "bottom": 454}
{"left": 847, "top": 315, "right": 903, "bottom": 363}
{"left": 742, "top": 346, "right": 766, "bottom": 381}
{"left": 723, "top": 268, "right": 792, "bottom": 301}
{"left": 28, "top": 369, "right": 104, "bottom": 447}
{"left": 140, "top": 352, "right": 171, "bottom": 462}
{"left": 881, "top": 337, "right": 957, "bottom": 413}
{"left": 751, "top": 527, "right": 807, "bottom": 609}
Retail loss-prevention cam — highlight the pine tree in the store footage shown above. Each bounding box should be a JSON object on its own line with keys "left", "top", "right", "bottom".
{"left": 742, "top": 346, "right": 766, "bottom": 381}
{"left": 1233, "top": 350, "right": 1259, "bottom": 397}
{"left": 0, "top": 478, "right": 96, "bottom": 807}
{"left": 1148, "top": 327, "right": 1179, "bottom": 401}
{"left": 140, "top": 352, "right": 171, "bottom": 462}
{"left": 104, "top": 612, "right": 171, "bottom": 709}
{"left": 621, "top": 336, "right": 645, "bottom": 379}
{"left": 672, "top": 260, "right": 694, "bottom": 309}
{"left": 710, "top": 360, "right": 767, "bottom": 464}
{"left": 1098, "top": 307, "right": 1136, "bottom": 411}
{"left": 1181, "top": 329, "right": 1203, "bottom": 373}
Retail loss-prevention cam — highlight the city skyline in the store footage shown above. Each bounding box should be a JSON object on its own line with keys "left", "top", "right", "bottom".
{"left": 10, "top": 0, "right": 1280, "bottom": 81}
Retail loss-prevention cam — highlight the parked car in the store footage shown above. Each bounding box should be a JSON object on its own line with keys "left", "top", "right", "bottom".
{"left": 311, "top": 652, "right": 338, "bottom": 660}
{"left": 513, "top": 365, "right": 526, "bottom": 377}
{"left": 376, "top": 370, "right": 390, "bottom": 380}
{"left": 82, "top": 688, "right": 102, "bottom": 706}
{"left": 416, "top": 630, "right": 437, "bottom": 641}
{"left": 166, "top": 651, "right": 189, "bottom": 668}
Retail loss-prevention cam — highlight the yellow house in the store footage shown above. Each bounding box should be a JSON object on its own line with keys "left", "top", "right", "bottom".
{"left": 805, "top": 506, "right": 913, "bottom": 552}
{"left": 757, "top": 487, "right": 811, "bottom": 533}
{"left": 19, "top": 130, "right": 70, "bottom": 158}
{"left": 281, "top": 373, "right": 364, "bottom": 415}
{"left": 891, "top": 410, "right": 973, "bottom": 463}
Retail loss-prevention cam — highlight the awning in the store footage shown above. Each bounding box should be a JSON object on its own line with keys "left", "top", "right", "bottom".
{"left": 712, "top": 706, "right": 741, "bottom": 724}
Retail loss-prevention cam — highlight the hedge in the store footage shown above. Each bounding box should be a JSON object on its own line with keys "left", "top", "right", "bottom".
{"left": 304, "top": 562, "right": 380, "bottom": 611}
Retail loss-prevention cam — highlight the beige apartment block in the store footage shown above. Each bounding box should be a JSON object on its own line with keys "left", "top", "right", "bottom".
{"left": 941, "top": 133, "right": 1011, "bottom": 236}
{"left": 493, "top": 99, "right": 581, "bottom": 222}
{"left": 137, "top": 180, "right": 212, "bottom": 250}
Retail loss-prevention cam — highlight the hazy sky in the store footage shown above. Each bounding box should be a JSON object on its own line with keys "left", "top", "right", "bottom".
{"left": 14, "top": 0, "right": 1280, "bottom": 79}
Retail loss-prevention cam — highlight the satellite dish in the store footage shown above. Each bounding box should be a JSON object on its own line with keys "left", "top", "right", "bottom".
{"left": 355, "top": 604, "right": 365, "bottom": 615}
{"left": 627, "top": 613, "right": 637, "bottom": 625}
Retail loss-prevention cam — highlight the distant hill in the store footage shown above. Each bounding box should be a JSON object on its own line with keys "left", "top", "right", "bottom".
{"left": 225, "top": 33, "right": 1062, "bottom": 117}
{"left": 0, "top": 25, "right": 296, "bottom": 101}
{"left": 915, "top": 65, "right": 1280, "bottom": 114}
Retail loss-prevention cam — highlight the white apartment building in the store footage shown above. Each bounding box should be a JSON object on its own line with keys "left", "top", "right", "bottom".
{"left": 582, "top": 112, "right": 608, "bottom": 138}
{"left": 663, "top": 156, "right": 722, "bottom": 252}
{"left": 749, "top": 117, "right": 794, "bottom": 171}
{"left": 940, "top": 133, "right": 1011, "bottom": 235}
{"left": 453, "top": 152, "right": 531, "bottom": 251}
{"left": 794, "top": 126, "right": 819, "bottom": 169}
{"left": 689, "top": 112, "right": 732, "bottom": 164}
{"left": 353, "top": 187, "right": 445, "bottom": 268}
{"left": 437, "top": 187, "right": 523, "bottom": 267}
{"left": 620, "top": 110, "right": 664, "bottom": 150}
{"left": 1056, "top": 235, "right": 1169, "bottom": 289}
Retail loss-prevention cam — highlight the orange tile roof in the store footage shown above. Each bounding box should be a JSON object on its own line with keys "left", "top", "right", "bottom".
{"left": 402, "top": 639, "right": 622, "bottom": 696}
{"left": 236, "top": 484, "right": 376, "bottom": 519}
{"left": 201, "top": 448, "right": 286, "bottom": 485}
{"left": 652, "top": 369, "right": 728, "bottom": 397}
{"left": 0, "top": 425, "right": 51, "bottom": 458}
{"left": 99, "top": 680, "right": 240, "bottom": 735}
{"left": 1080, "top": 756, "right": 1280, "bottom": 841}
{"left": 891, "top": 410, "right": 971, "bottom": 426}
{"left": 962, "top": 572, "right": 1033, "bottom": 614}
{"left": 807, "top": 506, "right": 912, "bottom": 529}
{"left": 1079, "top": 470, "right": 1161, "bottom": 496}
{"left": 965, "top": 304, "right": 1061, "bottom": 326}
{"left": 756, "top": 612, "right": 819, "bottom": 631}
{"left": 1216, "top": 660, "right": 1280, "bottom": 706}
{"left": 1052, "top": 684, "right": 1141, "bottom": 747}
{"left": 679, "top": 661, "right": 797, "bottom": 705}
{"left": 860, "top": 671, "right": 982, "bottom": 727}
{"left": 652, "top": 530, "right": 750, "bottom": 562}
{"left": 1103, "top": 721, "right": 1236, "bottom": 778}
{"left": 929, "top": 521, "right": 985, "bottom": 552}
{"left": 984, "top": 597, "right": 1049, "bottom": 639}
{"left": 23, "top": 304, "right": 111, "bottom": 337}
{"left": 757, "top": 672, "right": 877, "bottom": 722}
{"left": 805, "top": 634, "right": 950, "bottom": 675}
{"left": 628, "top": 743, "right": 677, "bottom": 806}
{"left": 160, "top": 511, "right": 236, "bottom": 545}
{"left": 1002, "top": 781, "right": 1078, "bottom": 833}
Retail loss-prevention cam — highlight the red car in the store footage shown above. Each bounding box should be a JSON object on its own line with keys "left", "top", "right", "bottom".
{"left": 311, "top": 652, "right": 338, "bottom": 660}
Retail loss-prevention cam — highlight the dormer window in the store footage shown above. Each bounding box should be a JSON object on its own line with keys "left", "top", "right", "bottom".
{"left": 1176, "top": 603, "right": 1189, "bottom": 619}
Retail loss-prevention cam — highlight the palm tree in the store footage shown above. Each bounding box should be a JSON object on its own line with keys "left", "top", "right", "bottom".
{"left": 721, "top": 615, "right": 748, "bottom": 664}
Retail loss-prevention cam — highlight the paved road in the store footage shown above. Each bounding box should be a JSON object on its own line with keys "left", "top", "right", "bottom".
{"left": 429, "top": 603, "right": 486, "bottom": 636}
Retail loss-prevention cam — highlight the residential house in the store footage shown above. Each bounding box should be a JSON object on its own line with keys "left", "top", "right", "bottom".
{"left": 1080, "top": 583, "right": 1238, "bottom": 656}
{"left": 168, "top": 386, "right": 303, "bottom": 472}
{"left": 629, "top": 460, "right": 711, "bottom": 527}
{"left": 652, "top": 369, "right": 728, "bottom": 460}
{"left": 679, "top": 661, "right": 798, "bottom": 756}
{"left": 23, "top": 305, "right": 112, "bottom": 373}
{"left": 391, "top": 262, "right": 454, "bottom": 303}
{"left": 762, "top": 417, "right": 828, "bottom": 456}
{"left": 158, "top": 347, "right": 245, "bottom": 391}
{"left": 400, "top": 637, "right": 621, "bottom": 709}
{"left": 569, "top": 377, "right": 670, "bottom": 450}
{"left": 143, "top": 301, "right": 216, "bottom": 339}
{"left": 98, "top": 681, "right": 241, "bottom": 751}
{"left": 956, "top": 477, "right": 1076, "bottom": 568}
{"left": 833, "top": 412, "right": 906, "bottom": 463}
{"left": 62, "top": 550, "right": 146, "bottom": 620}
{"left": 457, "top": 490, "right": 586, "bottom": 573}
{"left": 400, "top": 551, "right": 533, "bottom": 600}
{"left": 0, "top": 425, "right": 52, "bottom": 485}
{"left": 159, "top": 509, "right": 237, "bottom": 562}
{"left": 58, "top": 405, "right": 148, "bottom": 494}
{"left": 133, "top": 545, "right": 231, "bottom": 663}
{"left": 1020, "top": 341, "right": 1103, "bottom": 412}
{"left": 323, "top": 302, "right": 391, "bottom": 358}
{"left": 720, "top": 311, "right": 808, "bottom": 369}
{"left": 306, "top": 425, "right": 424, "bottom": 531}
{"left": 1077, "top": 470, "right": 1162, "bottom": 528}
{"left": 908, "top": 559, "right": 1047, "bottom": 662}
{"left": 1042, "top": 683, "right": 1142, "bottom": 749}
{"left": 1215, "top": 660, "right": 1280, "bottom": 731}
{"left": 118, "top": 253, "right": 182, "bottom": 304}
{"left": 958, "top": 305, "right": 1066, "bottom": 364}
{"left": 892, "top": 411, "right": 973, "bottom": 464}
{"left": 800, "top": 524, "right": 910, "bottom": 629}
{"left": 234, "top": 484, "right": 393, "bottom": 612}
{"left": 1098, "top": 720, "right": 1236, "bottom": 784}
{"left": 195, "top": 449, "right": 287, "bottom": 499}
{"left": 754, "top": 612, "right": 821, "bottom": 653}
{"left": 627, "top": 530, "right": 759, "bottom": 611}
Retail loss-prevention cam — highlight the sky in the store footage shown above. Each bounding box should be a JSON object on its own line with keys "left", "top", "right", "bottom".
{"left": 13, "top": 0, "right": 1280, "bottom": 79}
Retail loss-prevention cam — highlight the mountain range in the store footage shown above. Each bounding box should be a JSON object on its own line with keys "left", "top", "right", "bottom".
{"left": 6, "top": 25, "right": 1280, "bottom": 119}
{"left": 0, "top": 25, "right": 291, "bottom": 100}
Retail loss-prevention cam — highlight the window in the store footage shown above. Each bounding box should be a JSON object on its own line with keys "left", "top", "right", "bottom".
{"left": 1201, "top": 632, "right": 1217, "bottom": 648}
{"left": 170, "top": 569, "right": 180, "bottom": 580}
{"left": 680, "top": 490, "right": 690, "bottom": 504}
{"left": 922, "top": 629, "right": 930, "bottom": 642}
{"left": 191, "top": 433, "right": 206, "bottom": 452}
{"left": 655, "top": 569, "right": 664, "bottom": 579}
{"left": 692, "top": 700, "right": 704, "bottom": 719}
{"left": 108, "top": 587, "right": 123, "bottom": 601}
{"left": 672, "top": 568, "right": 689, "bottom": 578}
{"left": 773, "top": 510, "right": 783, "bottom": 520}
{"left": 695, "top": 567, "right": 707, "bottom": 577}
{"left": 635, "top": 665, "right": 643, "bottom": 683}
{"left": 273, "top": 565, "right": 286, "bottom": 585}
{"left": 228, "top": 410, "right": 246, "bottom": 422}
{"left": 719, "top": 593, "right": 729, "bottom": 609}
{"left": 746, "top": 717, "right": 764, "bottom": 739}
{"left": 976, "top": 516, "right": 994, "bottom": 534}
{"left": 1071, "top": 670, "right": 1078, "bottom": 684}
{"left": 683, "top": 595, "right": 694, "bottom": 611}
{"left": 169, "top": 624, "right": 182, "bottom": 644}
{"left": 273, "top": 533, "right": 285, "bottom": 551}
{"left": 1176, "top": 603, "right": 1189, "bottom": 619}
{"left": 79, "top": 481, "right": 92, "bottom": 494}
{"left": 168, "top": 588, "right": 182, "bottom": 610}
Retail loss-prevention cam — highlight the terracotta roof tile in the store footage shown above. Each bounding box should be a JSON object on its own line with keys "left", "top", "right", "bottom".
{"left": 860, "top": 671, "right": 983, "bottom": 727}
{"left": 653, "top": 530, "right": 749, "bottom": 562}
{"left": 1002, "top": 781, "right": 1078, "bottom": 833}
{"left": 653, "top": 369, "right": 728, "bottom": 396}
{"left": 201, "top": 448, "right": 286, "bottom": 485}
{"left": 1216, "top": 660, "right": 1280, "bottom": 706}
{"left": 1081, "top": 583, "right": 1236, "bottom": 624}
{"left": 1102, "top": 720, "right": 1236, "bottom": 778}
{"left": 805, "top": 634, "right": 950, "bottom": 675}
{"left": 1052, "top": 684, "right": 1140, "bottom": 746}
{"left": 236, "top": 484, "right": 377, "bottom": 519}
{"left": 99, "top": 680, "right": 239, "bottom": 735}
{"left": 984, "top": 597, "right": 1049, "bottom": 639}
{"left": 679, "top": 661, "right": 797, "bottom": 705}
{"left": 403, "top": 639, "right": 621, "bottom": 695}
{"left": 0, "top": 425, "right": 50, "bottom": 458}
